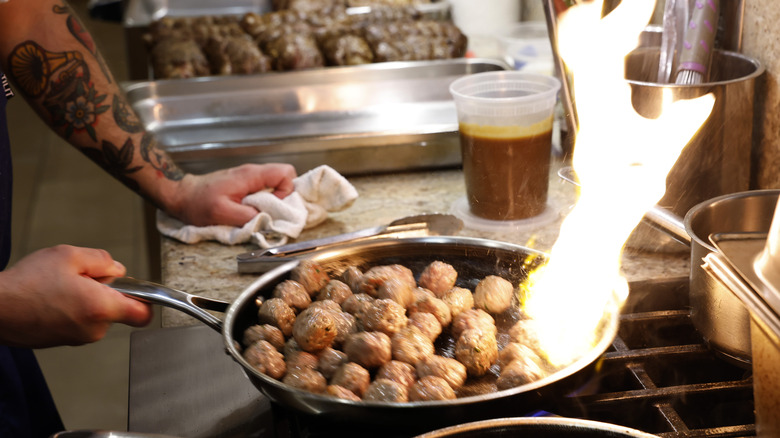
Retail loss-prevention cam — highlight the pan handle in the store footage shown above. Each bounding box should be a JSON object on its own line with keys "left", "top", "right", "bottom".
{"left": 107, "top": 277, "right": 228, "bottom": 332}
{"left": 641, "top": 205, "right": 692, "bottom": 247}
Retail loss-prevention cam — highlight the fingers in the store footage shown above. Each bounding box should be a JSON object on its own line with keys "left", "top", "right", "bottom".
{"left": 236, "top": 163, "right": 297, "bottom": 199}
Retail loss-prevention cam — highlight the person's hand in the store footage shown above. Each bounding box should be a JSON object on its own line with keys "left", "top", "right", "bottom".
{"left": 0, "top": 245, "right": 153, "bottom": 348}
{"left": 168, "top": 163, "right": 297, "bottom": 227}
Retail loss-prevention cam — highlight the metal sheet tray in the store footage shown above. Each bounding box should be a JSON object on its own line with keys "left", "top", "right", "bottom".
{"left": 121, "top": 58, "right": 508, "bottom": 175}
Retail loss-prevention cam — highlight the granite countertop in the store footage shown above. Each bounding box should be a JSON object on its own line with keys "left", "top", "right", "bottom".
{"left": 160, "top": 159, "right": 691, "bottom": 327}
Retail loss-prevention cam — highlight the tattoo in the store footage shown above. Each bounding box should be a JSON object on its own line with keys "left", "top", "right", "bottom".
{"left": 80, "top": 138, "right": 143, "bottom": 192}
{"left": 140, "top": 133, "right": 185, "bottom": 181}
{"left": 53, "top": 2, "right": 111, "bottom": 82}
{"left": 112, "top": 94, "right": 143, "bottom": 133}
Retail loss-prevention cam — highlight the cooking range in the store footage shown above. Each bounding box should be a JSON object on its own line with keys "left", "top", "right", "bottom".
{"left": 128, "top": 276, "right": 756, "bottom": 438}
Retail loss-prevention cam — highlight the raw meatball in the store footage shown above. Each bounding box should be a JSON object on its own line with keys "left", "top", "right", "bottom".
{"left": 496, "top": 357, "right": 546, "bottom": 390}
{"left": 418, "top": 261, "right": 458, "bottom": 297}
{"left": 455, "top": 328, "right": 498, "bottom": 377}
{"left": 363, "top": 378, "right": 409, "bottom": 402}
{"left": 273, "top": 279, "right": 311, "bottom": 311}
{"left": 328, "top": 310, "right": 357, "bottom": 348}
{"left": 442, "top": 287, "right": 474, "bottom": 318}
{"left": 258, "top": 298, "right": 296, "bottom": 337}
{"left": 415, "top": 355, "right": 467, "bottom": 390}
{"left": 242, "top": 324, "right": 285, "bottom": 350}
{"left": 376, "top": 277, "right": 414, "bottom": 307}
{"left": 317, "top": 279, "right": 353, "bottom": 304}
{"left": 408, "top": 311, "right": 442, "bottom": 342}
{"left": 291, "top": 260, "right": 330, "bottom": 295}
{"left": 284, "top": 337, "right": 302, "bottom": 357}
{"left": 283, "top": 367, "right": 327, "bottom": 393}
{"left": 286, "top": 350, "right": 319, "bottom": 371}
{"left": 339, "top": 266, "right": 364, "bottom": 293}
{"left": 341, "top": 293, "right": 374, "bottom": 317}
{"left": 408, "top": 376, "right": 456, "bottom": 401}
{"left": 318, "top": 347, "right": 349, "bottom": 379}
{"left": 391, "top": 325, "right": 435, "bottom": 365}
{"left": 330, "top": 362, "right": 371, "bottom": 397}
{"left": 360, "top": 298, "right": 408, "bottom": 336}
{"left": 243, "top": 340, "right": 286, "bottom": 379}
{"left": 376, "top": 360, "right": 417, "bottom": 388}
{"left": 308, "top": 299, "right": 342, "bottom": 314}
{"left": 343, "top": 331, "right": 392, "bottom": 369}
{"left": 325, "top": 384, "right": 361, "bottom": 401}
{"left": 359, "top": 265, "right": 416, "bottom": 297}
{"left": 451, "top": 309, "right": 496, "bottom": 340}
{"left": 292, "top": 307, "right": 337, "bottom": 352}
{"left": 408, "top": 294, "right": 451, "bottom": 328}
{"left": 473, "top": 276, "right": 514, "bottom": 314}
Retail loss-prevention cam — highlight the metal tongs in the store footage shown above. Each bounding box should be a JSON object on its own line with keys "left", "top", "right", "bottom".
{"left": 236, "top": 213, "right": 463, "bottom": 274}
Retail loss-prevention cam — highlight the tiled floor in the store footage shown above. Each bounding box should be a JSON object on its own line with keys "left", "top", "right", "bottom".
{"left": 7, "top": 1, "right": 157, "bottom": 432}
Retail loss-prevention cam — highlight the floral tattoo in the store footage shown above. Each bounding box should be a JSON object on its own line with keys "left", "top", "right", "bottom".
{"left": 53, "top": 2, "right": 111, "bottom": 82}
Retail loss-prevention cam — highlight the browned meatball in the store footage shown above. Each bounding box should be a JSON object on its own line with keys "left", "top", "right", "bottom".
{"left": 317, "top": 347, "right": 349, "bottom": 379}
{"left": 273, "top": 279, "right": 311, "bottom": 311}
{"left": 363, "top": 378, "right": 409, "bottom": 402}
{"left": 330, "top": 362, "right": 371, "bottom": 397}
{"left": 408, "top": 294, "right": 451, "bottom": 328}
{"left": 360, "top": 299, "right": 408, "bottom": 336}
{"left": 291, "top": 259, "right": 330, "bottom": 295}
{"left": 376, "top": 277, "right": 414, "bottom": 307}
{"left": 473, "top": 275, "right": 514, "bottom": 314}
{"left": 451, "top": 309, "right": 496, "bottom": 340}
{"left": 359, "top": 265, "right": 416, "bottom": 298}
{"left": 496, "top": 357, "right": 546, "bottom": 390}
{"left": 308, "top": 299, "right": 342, "bottom": 314}
{"left": 339, "top": 266, "right": 364, "bottom": 293}
{"left": 391, "top": 325, "right": 435, "bottom": 365}
{"left": 292, "top": 307, "right": 337, "bottom": 352}
{"left": 418, "top": 261, "right": 458, "bottom": 297}
{"left": 442, "top": 287, "right": 474, "bottom": 319}
{"left": 258, "top": 298, "right": 296, "bottom": 337}
{"left": 317, "top": 279, "right": 353, "bottom": 304}
{"left": 243, "top": 340, "right": 286, "bottom": 379}
{"left": 376, "top": 360, "right": 417, "bottom": 388}
{"left": 286, "top": 350, "right": 319, "bottom": 371}
{"left": 341, "top": 293, "right": 374, "bottom": 317}
{"left": 507, "top": 319, "right": 542, "bottom": 354}
{"left": 408, "top": 376, "right": 456, "bottom": 401}
{"left": 415, "top": 355, "right": 467, "bottom": 390}
{"left": 283, "top": 367, "right": 327, "bottom": 393}
{"left": 325, "top": 384, "right": 361, "bottom": 401}
{"left": 242, "top": 324, "right": 285, "bottom": 350}
{"left": 454, "top": 328, "right": 498, "bottom": 377}
{"left": 343, "top": 331, "right": 392, "bottom": 369}
{"left": 408, "top": 311, "right": 442, "bottom": 342}
{"left": 284, "top": 337, "right": 301, "bottom": 357}
{"left": 498, "top": 342, "right": 543, "bottom": 368}
{"left": 328, "top": 309, "right": 357, "bottom": 348}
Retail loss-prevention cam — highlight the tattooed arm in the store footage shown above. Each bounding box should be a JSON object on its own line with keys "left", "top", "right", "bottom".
{"left": 0, "top": 0, "right": 296, "bottom": 227}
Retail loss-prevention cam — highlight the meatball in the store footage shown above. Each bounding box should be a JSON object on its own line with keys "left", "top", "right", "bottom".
{"left": 341, "top": 293, "right": 374, "bottom": 317}
{"left": 286, "top": 350, "right": 319, "bottom": 371}
{"left": 272, "top": 279, "right": 311, "bottom": 311}
{"left": 408, "top": 294, "right": 452, "bottom": 328}
{"left": 343, "top": 331, "right": 392, "bottom": 369}
{"left": 376, "top": 277, "right": 414, "bottom": 307}
{"left": 363, "top": 378, "right": 409, "bottom": 403}
{"left": 507, "top": 319, "right": 543, "bottom": 354}
{"left": 418, "top": 261, "right": 458, "bottom": 297}
{"left": 408, "top": 376, "right": 456, "bottom": 401}
{"left": 283, "top": 367, "right": 327, "bottom": 393}
{"left": 416, "top": 355, "right": 467, "bottom": 390}
{"left": 291, "top": 259, "right": 330, "bottom": 295}
{"left": 498, "top": 342, "right": 543, "bottom": 368}
{"left": 258, "top": 298, "right": 296, "bottom": 337}
{"left": 360, "top": 298, "right": 408, "bottom": 336}
{"left": 473, "top": 275, "right": 514, "bottom": 314}
{"left": 339, "top": 266, "right": 364, "bottom": 293}
{"left": 243, "top": 340, "right": 286, "bottom": 379}
{"left": 242, "top": 324, "right": 285, "bottom": 350}
{"left": 330, "top": 362, "right": 371, "bottom": 397}
{"left": 284, "top": 337, "right": 302, "bottom": 357}
{"left": 376, "top": 360, "right": 417, "bottom": 388}
{"left": 442, "top": 287, "right": 474, "bottom": 319}
{"left": 309, "top": 299, "right": 342, "bottom": 314}
{"left": 328, "top": 309, "right": 357, "bottom": 347}
{"left": 317, "top": 279, "right": 353, "bottom": 304}
{"left": 317, "top": 347, "right": 349, "bottom": 379}
{"left": 451, "top": 309, "right": 496, "bottom": 340}
{"left": 496, "top": 357, "right": 546, "bottom": 390}
{"left": 292, "top": 307, "right": 337, "bottom": 352}
{"left": 325, "top": 384, "right": 361, "bottom": 401}
{"left": 408, "top": 311, "right": 442, "bottom": 342}
{"left": 455, "top": 328, "right": 498, "bottom": 377}
{"left": 359, "top": 265, "right": 416, "bottom": 297}
{"left": 391, "top": 325, "right": 435, "bottom": 365}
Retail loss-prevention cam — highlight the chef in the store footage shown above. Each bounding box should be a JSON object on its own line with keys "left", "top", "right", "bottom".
{"left": 0, "top": 1, "right": 297, "bottom": 436}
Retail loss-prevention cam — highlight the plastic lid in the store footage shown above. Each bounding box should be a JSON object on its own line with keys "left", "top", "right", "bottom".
{"left": 449, "top": 196, "right": 561, "bottom": 233}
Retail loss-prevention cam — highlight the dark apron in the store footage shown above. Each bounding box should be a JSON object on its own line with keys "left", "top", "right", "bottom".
{"left": 0, "top": 70, "right": 65, "bottom": 438}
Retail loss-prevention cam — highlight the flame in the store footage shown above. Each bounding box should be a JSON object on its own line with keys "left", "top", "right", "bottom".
{"left": 523, "top": 0, "right": 715, "bottom": 366}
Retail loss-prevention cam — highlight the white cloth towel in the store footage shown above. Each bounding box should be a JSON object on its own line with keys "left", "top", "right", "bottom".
{"left": 156, "top": 165, "right": 358, "bottom": 247}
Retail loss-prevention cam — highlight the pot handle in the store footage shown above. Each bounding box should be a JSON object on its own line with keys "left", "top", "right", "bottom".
{"left": 107, "top": 277, "right": 229, "bottom": 332}
{"left": 642, "top": 205, "right": 692, "bottom": 247}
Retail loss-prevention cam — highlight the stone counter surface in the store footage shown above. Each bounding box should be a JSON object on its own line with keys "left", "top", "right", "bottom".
{"left": 160, "top": 160, "right": 690, "bottom": 327}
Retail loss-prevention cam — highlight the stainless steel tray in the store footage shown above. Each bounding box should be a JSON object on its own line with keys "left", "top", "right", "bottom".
{"left": 121, "top": 58, "right": 508, "bottom": 175}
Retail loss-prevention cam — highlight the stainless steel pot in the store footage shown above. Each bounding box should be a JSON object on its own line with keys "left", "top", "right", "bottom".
{"left": 644, "top": 190, "right": 780, "bottom": 366}
{"left": 415, "top": 417, "right": 659, "bottom": 437}
{"left": 110, "top": 236, "right": 620, "bottom": 430}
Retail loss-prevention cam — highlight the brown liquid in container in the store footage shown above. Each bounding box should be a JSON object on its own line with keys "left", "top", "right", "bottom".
{"left": 460, "top": 124, "right": 552, "bottom": 220}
